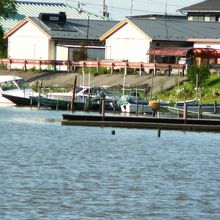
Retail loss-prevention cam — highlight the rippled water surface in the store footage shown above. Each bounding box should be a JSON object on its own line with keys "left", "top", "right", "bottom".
{"left": 0, "top": 106, "right": 220, "bottom": 219}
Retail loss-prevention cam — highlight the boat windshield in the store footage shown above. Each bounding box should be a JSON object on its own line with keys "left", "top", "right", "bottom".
{"left": 15, "top": 79, "right": 28, "bottom": 89}
{"left": 0, "top": 81, "right": 18, "bottom": 91}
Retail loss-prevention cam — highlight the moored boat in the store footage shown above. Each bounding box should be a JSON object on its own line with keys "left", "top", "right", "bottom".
{"left": 30, "top": 95, "right": 101, "bottom": 111}
{"left": 0, "top": 75, "right": 35, "bottom": 105}
{"left": 118, "top": 95, "right": 152, "bottom": 114}
{"left": 165, "top": 106, "right": 220, "bottom": 119}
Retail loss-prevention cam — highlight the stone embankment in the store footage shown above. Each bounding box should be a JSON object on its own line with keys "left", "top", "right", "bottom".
{"left": 0, "top": 69, "right": 187, "bottom": 94}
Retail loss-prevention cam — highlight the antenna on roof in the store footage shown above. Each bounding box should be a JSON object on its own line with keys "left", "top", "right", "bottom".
{"left": 165, "top": 0, "right": 168, "bottom": 16}
{"left": 130, "top": 0, "right": 133, "bottom": 16}
{"left": 102, "top": 0, "right": 109, "bottom": 17}
{"left": 78, "top": 2, "right": 85, "bottom": 13}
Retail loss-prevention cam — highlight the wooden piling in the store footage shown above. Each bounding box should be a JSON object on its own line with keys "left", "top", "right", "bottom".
{"left": 183, "top": 102, "right": 188, "bottom": 119}
{"left": 198, "top": 104, "right": 202, "bottom": 119}
{"left": 157, "top": 128, "right": 161, "bottom": 137}
{"left": 101, "top": 98, "right": 105, "bottom": 117}
{"left": 56, "top": 99, "right": 59, "bottom": 111}
{"left": 71, "top": 75, "right": 77, "bottom": 112}
{"left": 214, "top": 100, "right": 217, "bottom": 114}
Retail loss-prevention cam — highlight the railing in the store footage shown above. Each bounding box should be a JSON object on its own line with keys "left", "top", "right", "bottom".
{"left": 0, "top": 58, "right": 186, "bottom": 76}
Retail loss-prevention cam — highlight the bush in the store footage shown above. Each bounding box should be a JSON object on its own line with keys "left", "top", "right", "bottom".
{"left": 79, "top": 67, "right": 110, "bottom": 76}
{"left": 187, "top": 64, "right": 210, "bottom": 88}
{"left": 72, "top": 44, "right": 87, "bottom": 61}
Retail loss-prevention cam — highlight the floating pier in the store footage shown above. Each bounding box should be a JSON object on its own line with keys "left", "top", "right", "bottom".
{"left": 62, "top": 114, "right": 220, "bottom": 132}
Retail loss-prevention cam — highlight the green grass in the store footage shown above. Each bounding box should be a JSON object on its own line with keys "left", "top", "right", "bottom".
{"left": 157, "top": 73, "right": 220, "bottom": 104}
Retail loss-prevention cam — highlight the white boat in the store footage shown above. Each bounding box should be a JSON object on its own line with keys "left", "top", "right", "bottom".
{"left": 119, "top": 95, "right": 152, "bottom": 114}
{"left": 46, "top": 86, "right": 121, "bottom": 111}
{"left": 165, "top": 106, "right": 220, "bottom": 119}
{"left": 0, "top": 75, "right": 36, "bottom": 105}
{"left": 121, "top": 102, "right": 153, "bottom": 114}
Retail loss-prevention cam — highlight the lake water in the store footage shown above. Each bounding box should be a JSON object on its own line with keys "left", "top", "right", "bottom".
{"left": 0, "top": 106, "right": 220, "bottom": 219}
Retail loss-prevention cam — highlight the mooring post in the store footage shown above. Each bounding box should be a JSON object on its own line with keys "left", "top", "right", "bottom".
{"left": 183, "top": 102, "right": 187, "bottom": 119}
{"left": 30, "top": 97, "right": 33, "bottom": 109}
{"left": 198, "top": 104, "right": 202, "bottom": 119}
{"left": 56, "top": 99, "right": 59, "bottom": 111}
{"left": 102, "top": 97, "right": 105, "bottom": 117}
{"left": 37, "top": 81, "right": 41, "bottom": 109}
{"left": 214, "top": 100, "right": 217, "bottom": 114}
{"left": 71, "top": 75, "right": 77, "bottom": 112}
{"left": 157, "top": 128, "right": 161, "bottom": 137}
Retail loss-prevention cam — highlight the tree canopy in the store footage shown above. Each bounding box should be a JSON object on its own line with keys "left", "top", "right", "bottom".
{"left": 0, "top": 0, "right": 17, "bottom": 19}
{"left": 0, "top": 0, "right": 16, "bottom": 57}
{"left": 187, "top": 64, "right": 210, "bottom": 88}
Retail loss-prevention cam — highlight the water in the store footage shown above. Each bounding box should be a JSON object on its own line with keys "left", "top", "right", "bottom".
{"left": 0, "top": 106, "right": 220, "bottom": 220}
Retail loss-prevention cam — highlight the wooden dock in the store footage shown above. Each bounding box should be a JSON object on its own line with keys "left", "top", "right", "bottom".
{"left": 62, "top": 114, "right": 220, "bottom": 132}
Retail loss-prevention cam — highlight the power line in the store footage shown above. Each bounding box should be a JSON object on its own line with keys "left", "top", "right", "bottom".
{"left": 67, "top": 0, "right": 189, "bottom": 18}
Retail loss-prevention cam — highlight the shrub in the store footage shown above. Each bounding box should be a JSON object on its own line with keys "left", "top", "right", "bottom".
{"left": 79, "top": 67, "right": 110, "bottom": 76}
{"left": 72, "top": 44, "right": 87, "bottom": 61}
{"left": 187, "top": 64, "right": 210, "bottom": 88}
{"left": 211, "top": 88, "right": 220, "bottom": 97}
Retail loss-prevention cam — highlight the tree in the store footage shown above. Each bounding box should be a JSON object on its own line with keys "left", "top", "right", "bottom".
{"left": 0, "top": 0, "right": 17, "bottom": 18}
{"left": 72, "top": 44, "right": 87, "bottom": 61}
{"left": 0, "top": 26, "right": 6, "bottom": 57}
{"left": 187, "top": 64, "right": 210, "bottom": 88}
{"left": 0, "top": 0, "right": 17, "bottom": 57}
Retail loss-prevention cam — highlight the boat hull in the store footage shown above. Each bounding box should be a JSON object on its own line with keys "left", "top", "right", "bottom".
{"left": 121, "top": 103, "right": 153, "bottom": 114}
{"left": 31, "top": 96, "right": 100, "bottom": 111}
{"left": 2, "top": 93, "right": 38, "bottom": 106}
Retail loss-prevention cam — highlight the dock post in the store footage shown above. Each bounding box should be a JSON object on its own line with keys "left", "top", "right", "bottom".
{"left": 183, "top": 102, "right": 187, "bottom": 119}
{"left": 157, "top": 128, "right": 161, "bottom": 137}
{"left": 198, "top": 104, "right": 202, "bottom": 119}
{"left": 71, "top": 75, "right": 77, "bottom": 112}
{"left": 56, "top": 99, "right": 59, "bottom": 111}
{"left": 102, "top": 98, "right": 105, "bottom": 117}
{"left": 30, "top": 97, "right": 33, "bottom": 109}
{"left": 214, "top": 100, "right": 217, "bottom": 114}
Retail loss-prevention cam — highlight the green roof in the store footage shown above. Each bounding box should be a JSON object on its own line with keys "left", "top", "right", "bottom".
{"left": 0, "top": 1, "right": 109, "bottom": 32}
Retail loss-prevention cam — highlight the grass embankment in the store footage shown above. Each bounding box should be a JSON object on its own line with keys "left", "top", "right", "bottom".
{"left": 157, "top": 73, "right": 220, "bottom": 104}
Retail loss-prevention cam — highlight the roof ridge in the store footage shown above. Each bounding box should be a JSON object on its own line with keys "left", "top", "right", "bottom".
{"left": 16, "top": 1, "right": 65, "bottom": 6}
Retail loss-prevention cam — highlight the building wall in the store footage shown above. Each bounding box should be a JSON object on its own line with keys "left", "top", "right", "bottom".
{"left": 105, "top": 23, "right": 150, "bottom": 62}
{"left": 194, "top": 42, "right": 220, "bottom": 49}
{"left": 55, "top": 45, "right": 69, "bottom": 71}
{"left": 8, "top": 22, "right": 49, "bottom": 60}
{"left": 7, "top": 21, "right": 51, "bottom": 69}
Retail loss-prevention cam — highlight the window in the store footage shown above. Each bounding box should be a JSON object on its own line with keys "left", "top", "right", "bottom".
{"left": 0, "top": 81, "right": 17, "bottom": 91}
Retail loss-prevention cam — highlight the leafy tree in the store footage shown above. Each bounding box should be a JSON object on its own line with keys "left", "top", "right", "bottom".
{"left": 0, "top": 26, "right": 7, "bottom": 57}
{"left": 187, "top": 64, "right": 210, "bottom": 88}
{"left": 0, "top": 0, "right": 17, "bottom": 18}
{"left": 72, "top": 44, "right": 87, "bottom": 61}
{"left": 0, "top": 0, "right": 17, "bottom": 57}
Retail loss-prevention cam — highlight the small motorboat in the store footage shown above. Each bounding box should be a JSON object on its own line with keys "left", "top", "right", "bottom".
{"left": 0, "top": 75, "right": 37, "bottom": 105}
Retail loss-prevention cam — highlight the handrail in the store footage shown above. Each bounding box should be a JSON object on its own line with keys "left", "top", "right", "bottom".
{"left": 0, "top": 58, "right": 185, "bottom": 70}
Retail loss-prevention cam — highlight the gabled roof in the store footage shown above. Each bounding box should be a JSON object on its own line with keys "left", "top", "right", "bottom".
{"left": 179, "top": 0, "right": 220, "bottom": 13}
{"left": 0, "top": 1, "right": 109, "bottom": 32}
{"left": 4, "top": 16, "right": 117, "bottom": 41}
{"left": 100, "top": 17, "right": 220, "bottom": 42}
